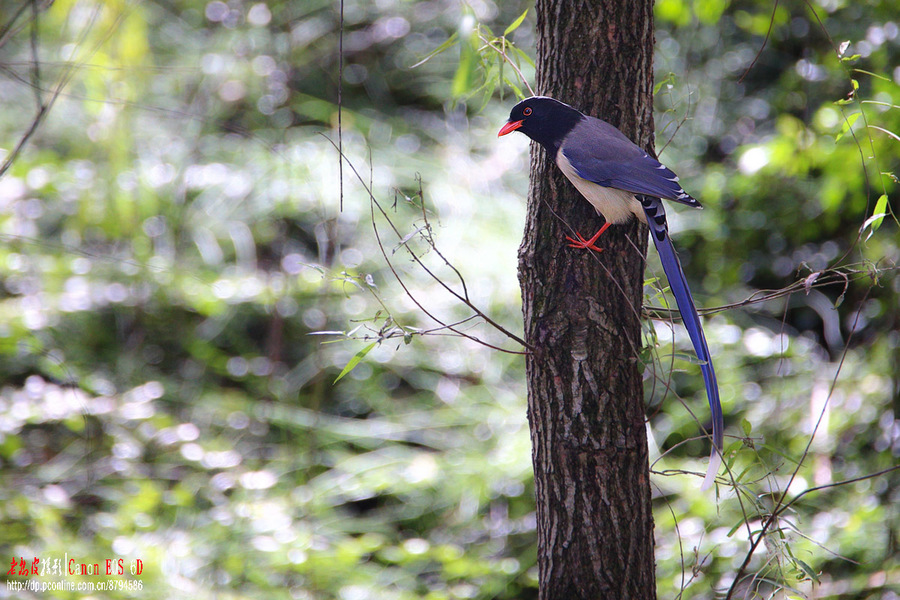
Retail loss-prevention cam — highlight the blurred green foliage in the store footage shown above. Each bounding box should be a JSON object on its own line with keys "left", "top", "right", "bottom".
{"left": 0, "top": 0, "right": 897, "bottom": 599}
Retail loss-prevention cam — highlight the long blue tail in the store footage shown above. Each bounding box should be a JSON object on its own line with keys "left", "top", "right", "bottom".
{"left": 640, "top": 196, "right": 723, "bottom": 489}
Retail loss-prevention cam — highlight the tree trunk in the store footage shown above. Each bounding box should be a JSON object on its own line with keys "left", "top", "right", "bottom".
{"left": 518, "top": 1, "right": 658, "bottom": 598}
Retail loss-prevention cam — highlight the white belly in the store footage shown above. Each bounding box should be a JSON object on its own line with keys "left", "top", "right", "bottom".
{"left": 556, "top": 152, "right": 646, "bottom": 225}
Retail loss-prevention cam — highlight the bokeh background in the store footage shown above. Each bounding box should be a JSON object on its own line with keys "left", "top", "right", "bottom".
{"left": 0, "top": 0, "right": 898, "bottom": 598}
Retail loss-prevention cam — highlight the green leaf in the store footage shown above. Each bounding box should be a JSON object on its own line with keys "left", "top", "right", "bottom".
{"left": 333, "top": 342, "right": 377, "bottom": 384}
{"left": 654, "top": 72, "right": 676, "bottom": 95}
{"left": 741, "top": 418, "right": 752, "bottom": 436}
{"left": 759, "top": 443, "right": 802, "bottom": 465}
{"left": 503, "top": 9, "right": 528, "bottom": 36}
{"left": 834, "top": 290, "right": 846, "bottom": 308}
{"left": 503, "top": 77, "right": 524, "bottom": 99}
{"left": 835, "top": 112, "right": 860, "bottom": 141}
{"left": 794, "top": 558, "right": 820, "bottom": 583}
{"left": 510, "top": 45, "right": 535, "bottom": 68}
{"left": 409, "top": 33, "right": 459, "bottom": 69}
{"left": 498, "top": 40, "right": 505, "bottom": 101}
{"left": 733, "top": 463, "right": 755, "bottom": 483}
{"left": 451, "top": 37, "right": 477, "bottom": 98}
{"left": 672, "top": 351, "right": 702, "bottom": 365}
{"left": 725, "top": 522, "right": 741, "bottom": 538}
{"left": 862, "top": 194, "right": 888, "bottom": 241}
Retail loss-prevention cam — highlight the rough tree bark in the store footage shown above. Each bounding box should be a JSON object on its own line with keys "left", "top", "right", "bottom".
{"left": 517, "top": 1, "right": 658, "bottom": 598}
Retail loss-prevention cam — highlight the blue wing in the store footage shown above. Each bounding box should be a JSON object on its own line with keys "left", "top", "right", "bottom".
{"left": 559, "top": 115, "right": 722, "bottom": 487}
{"left": 561, "top": 116, "right": 701, "bottom": 208}
{"left": 640, "top": 195, "right": 723, "bottom": 489}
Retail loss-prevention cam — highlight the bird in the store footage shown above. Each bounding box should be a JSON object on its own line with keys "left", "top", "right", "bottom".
{"left": 499, "top": 95, "right": 723, "bottom": 490}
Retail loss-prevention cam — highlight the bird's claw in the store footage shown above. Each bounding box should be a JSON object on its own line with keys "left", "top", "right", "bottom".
{"left": 565, "top": 233, "right": 604, "bottom": 253}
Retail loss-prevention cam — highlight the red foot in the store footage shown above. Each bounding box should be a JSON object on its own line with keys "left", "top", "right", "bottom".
{"left": 565, "top": 222, "right": 611, "bottom": 253}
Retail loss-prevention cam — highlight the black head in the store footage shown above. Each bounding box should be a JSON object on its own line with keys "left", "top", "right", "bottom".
{"left": 497, "top": 96, "right": 584, "bottom": 156}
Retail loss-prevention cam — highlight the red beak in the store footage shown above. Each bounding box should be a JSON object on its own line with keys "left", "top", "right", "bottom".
{"left": 497, "top": 120, "right": 523, "bottom": 137}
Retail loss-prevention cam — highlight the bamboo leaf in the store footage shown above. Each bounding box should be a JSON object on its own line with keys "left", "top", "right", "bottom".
{"left": 862, "top": 194, "right": 888, "bottom": 241}
{"left": 503, "top": 77, "right": 524, "bottom": 99}
{"left": 503, "top": 9, "right": 529, "bottom": 36}
{"left": 835, "top": 112, "right": 860, "bottom": 141}
{"left": 333, "top": 342, "right": 377, "bottom": 384}
{"left": 794, "top": 558, "right": 821, "bottom": 583}
{"left": 451, "top": 40, "right": 476, "bottom": 98}
{"left": 409, "top": 33, "right": 459, "bottom": 68}
{"left": 510, "top": 45, "right": 535, "bottom": 68}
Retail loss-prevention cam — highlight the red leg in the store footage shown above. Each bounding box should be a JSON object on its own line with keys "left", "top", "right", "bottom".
{"left": 566, "top": 221, "right": 611, "bottom": 253}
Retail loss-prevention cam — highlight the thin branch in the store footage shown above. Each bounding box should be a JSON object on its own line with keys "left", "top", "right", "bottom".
{"left": 370, "top": 191, "right": 530, "bottom": 352}
{"left": 0, "top": 1, "right": 33, "bottom": 50}
{"left": 29, "top": 0, "right": 42, "bottom": 108}
{"left": 409, "top": 175, "right": 471, "bottom": 302}
{"left": 337, "top": 0, "right": 344, "bottom": 211}
{"left": 477, "top": 33, "right": 535, "bottom": 96}
{"left": 737, "top": 0, "right": 780, "bottom": 84}
{"left": 803, "top": 0, "right": 892, "bottom": 264}
{"left": 725, "top": 282, "right": 877, "bottom": 600}
{"left": 318, "top": 133, "right": 530, "bottom": 354}
{"left": 644, "top": 262, "right": 896, "bottom": 321}
{"left": 0, "top": 0, "right": 108, "bottom": 179}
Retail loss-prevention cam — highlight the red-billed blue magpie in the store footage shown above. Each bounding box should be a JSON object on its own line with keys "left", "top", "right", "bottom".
{"left": 499, "top": 96, "right": 723, "bottom": 489}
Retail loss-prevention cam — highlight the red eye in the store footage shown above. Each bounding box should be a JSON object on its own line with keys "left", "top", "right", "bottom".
{"left": 523, "top": 107, "right": 532, "bottom": 116}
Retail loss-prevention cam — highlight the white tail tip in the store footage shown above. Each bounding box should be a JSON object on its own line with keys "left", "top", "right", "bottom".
{"left": 700, "top": 448, "right": 722, "bottom": 491}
